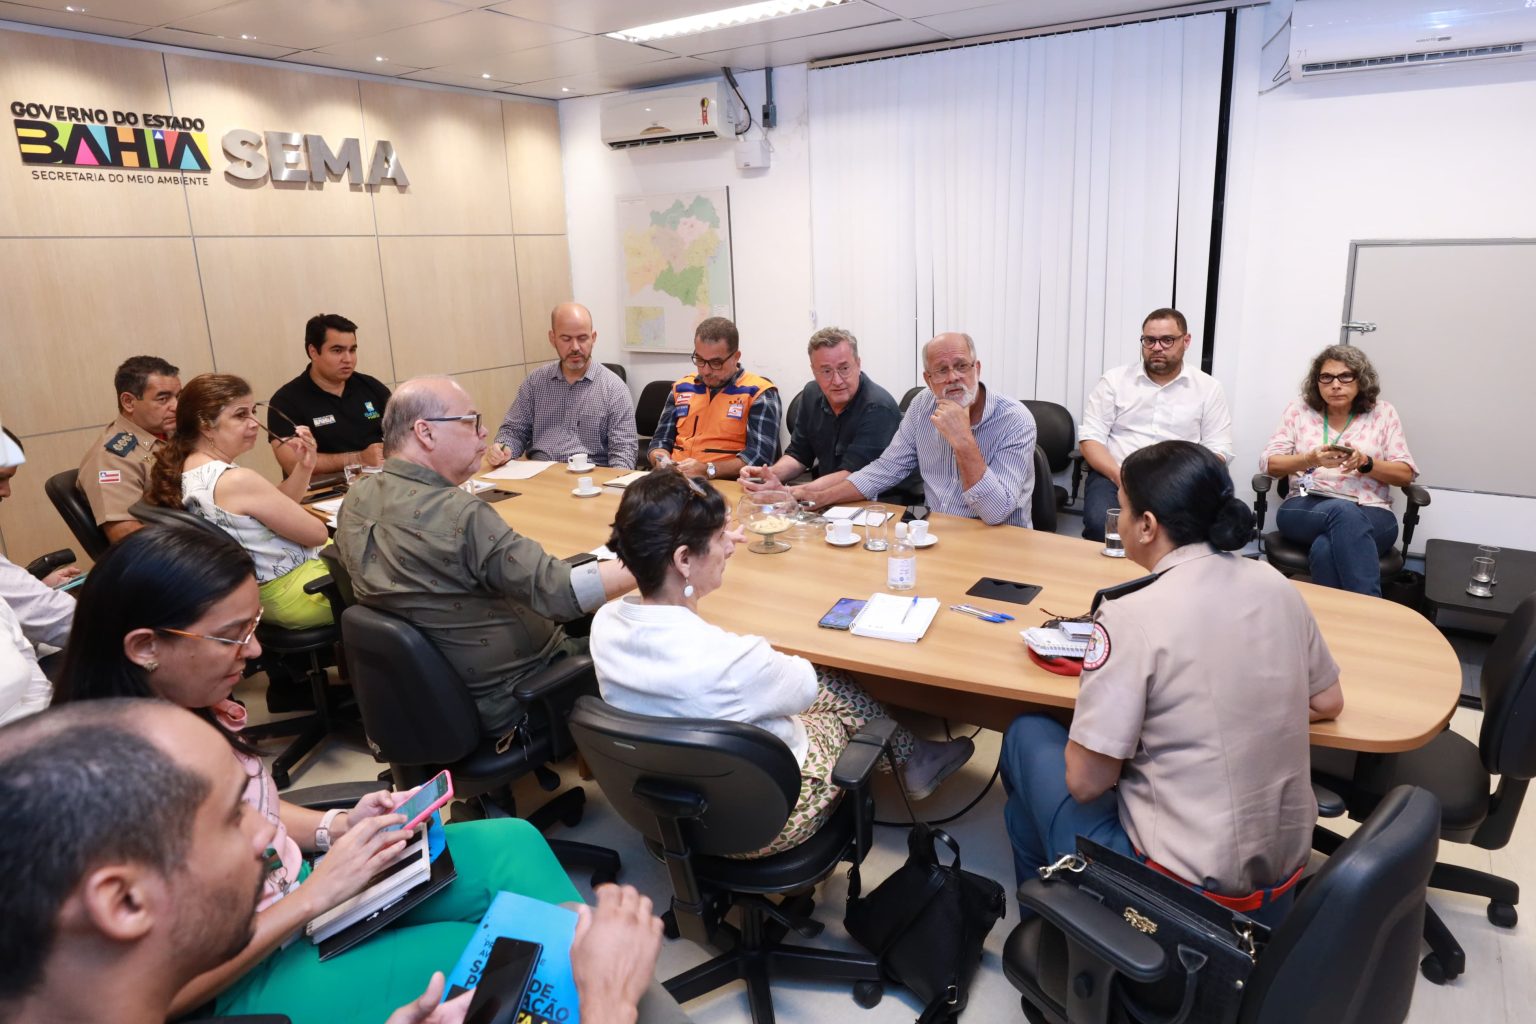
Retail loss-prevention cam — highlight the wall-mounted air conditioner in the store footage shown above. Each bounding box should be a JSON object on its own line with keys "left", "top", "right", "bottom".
{"left": 1289, "top": 0, "right": 1536, "bottom": 79}
{"left": 600, "top": 81, "right": 740, "bottom": 150}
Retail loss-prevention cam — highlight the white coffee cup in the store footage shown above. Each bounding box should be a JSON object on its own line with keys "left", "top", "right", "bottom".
{"left": 827, "top": 519, "right": 854, "bottom": 543}
{"left": 578, "top": 475, "right": 595, "bottom": 492}
{"left": 908, "top": 520, "right": 929, "bottom": 544}
{"left": 569, "top": 453, "right": 592, "bottom": 471}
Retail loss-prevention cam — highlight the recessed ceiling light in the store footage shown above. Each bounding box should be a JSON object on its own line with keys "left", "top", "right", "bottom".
{"left": 374, "top": 55, "right": 388, "bottom": 62}
{"left": 607, "top": 0, "right": 849, "bottom": 43}
{"left": 240, "top": 33, "right": 257, "bottom": 40}
{"left": 481, "top": 73, "right": 492, "bottom": 79}
{"left": 64, "top": 4, "right": 87, "bottom": 12}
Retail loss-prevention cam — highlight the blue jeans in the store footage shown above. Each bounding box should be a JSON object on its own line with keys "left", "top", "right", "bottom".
{"left": 1081, "top": 469, "right": 1119, "bottom": 542}
{"left": 1275, "top": 494, "right": 1398, "bottom": 597}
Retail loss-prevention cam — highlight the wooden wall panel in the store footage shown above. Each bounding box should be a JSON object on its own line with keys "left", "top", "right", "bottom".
{"left": 0, "top": 425, "right": 111, "bottom": 566}
{"left": 514, "top": 235, "right": 573, "bottom": 365}
{"left": 379, "top": 236, "right": 522, "bottom": 379}
{"left": 196, "top": 235, "right": 392, "bottom": 411}
{"left": 0, "top": 238, "right": 212, "bottom": 435}
{"left": 362, "top": 83, "right": 513, "bottom": 236}
{"left": 502, "top": 101, "right": 567, "bottom": 236}
{"left": 165, "top": 55, "right": 376, "bottom": 237}
{"left": 453, "top": 364, "right": 528, "bottom": 434}
{"left": 0, "top": 34, "right": 190, "bottom": 237}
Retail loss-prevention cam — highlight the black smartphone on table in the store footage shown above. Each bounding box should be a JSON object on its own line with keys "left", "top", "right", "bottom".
{"left": 464, "top": 937, "right": 542, "bottom": 1024}
{"left": 818, "top": 597, "right": 867, "bottom": 630}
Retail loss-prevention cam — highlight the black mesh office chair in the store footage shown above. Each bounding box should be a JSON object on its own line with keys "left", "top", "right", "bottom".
{"left": 1313, "top": 590, "right": 1536, "bottom": 984}
{"left": 1004, "top": 785, "right": 1440, "bottom": 1024}
{"left": 634, "top": 380, "right": 674, "bottom": 463}
{"left": 44, "top": 468, "right": 111, "bottom": 560}
{"left": 1030, "top": 445, "right": 1056, "bottom": 534}
{"left": 339, "top": 604, "right": 619, "bottom": 884}
{"left": 1021, "top": 400, "right": 1083, "bottom": 511}
{"left": 128, "top": 504, "right": 348, "bottom": 788}
{"left": 568, "top": 695, "right": 890, "bottom": 1024}
{"left": 603, "top": 362, "right": 627, "bottom": 383}
{"left": 1251, "top": 474, "right": 1431, "bottom": 585}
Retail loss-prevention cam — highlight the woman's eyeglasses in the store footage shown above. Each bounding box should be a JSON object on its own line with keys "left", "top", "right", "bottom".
{"left": 1317, "top": 372, "right": 1358, "bottom": 385}
{"left": 155, "top": 609, "right": 263, "bottom": 650}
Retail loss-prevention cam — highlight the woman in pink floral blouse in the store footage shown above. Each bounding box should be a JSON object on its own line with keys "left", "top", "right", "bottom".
{"left": 1260, "top": 345, "right": 1417, "bottom": 596}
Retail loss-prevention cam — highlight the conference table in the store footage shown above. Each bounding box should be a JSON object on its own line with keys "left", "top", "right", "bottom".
{"left": 474, "top": 464, "right": 1461, "bottom": 754}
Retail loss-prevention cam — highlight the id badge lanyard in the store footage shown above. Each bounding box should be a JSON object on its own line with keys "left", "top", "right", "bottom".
{"left": 1300, "top": 412, "right": 1354, "bottom": 497}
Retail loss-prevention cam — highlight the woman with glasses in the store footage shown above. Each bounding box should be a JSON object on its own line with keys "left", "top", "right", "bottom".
{"left": 593, "top": 468, "right": 974, "bottom": 857}
{"left": 1261, "top": 345, "right": 1418, "bottom": 596}
{"left": 53, "top": 524, "right": 592, "bottom": 1024}
{"left": 146, "top": 373, "right": 334, "bottom": 628}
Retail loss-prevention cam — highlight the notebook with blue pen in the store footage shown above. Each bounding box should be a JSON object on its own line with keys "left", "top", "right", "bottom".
{"left": 850, "top": 593, "right": 940, "bottom": 643}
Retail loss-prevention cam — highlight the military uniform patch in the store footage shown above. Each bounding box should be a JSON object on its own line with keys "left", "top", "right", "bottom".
{"left": 1083, "top": 622, "right": 1111, "bottom": 671}
{"left": 105, "top": 431, "right": 138, "bottom": 457}
{"left": 98, "top": 470, "right": 122, "bottom": 484}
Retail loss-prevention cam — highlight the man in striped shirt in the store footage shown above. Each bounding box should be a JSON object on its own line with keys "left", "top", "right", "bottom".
{"left": 489, "top": 303, "right": 638, "bottom": 469}
{"left": 792, "top": 332, "right": 1038, "bottom": 528}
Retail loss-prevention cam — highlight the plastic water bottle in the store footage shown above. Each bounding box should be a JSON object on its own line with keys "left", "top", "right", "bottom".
{"left": 887, "top": 522, "right": 916, "bottom": 591}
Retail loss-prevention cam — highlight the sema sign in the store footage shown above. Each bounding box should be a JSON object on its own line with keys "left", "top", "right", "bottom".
{"left": 221, "top": 130, "right": 409, "bottom": 187}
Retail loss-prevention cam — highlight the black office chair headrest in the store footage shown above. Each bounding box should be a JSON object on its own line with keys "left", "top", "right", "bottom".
{"left": 569, "top": 695, "right": 803, "bottom": 857}
{"left": 1022, "top": 400, "right": 1076, "bottom": 472}
{"left": 1480, "top": 592, "right": 1536, "bottom": 779}
{"left": 1240, "top": 785, "right": 1440, "bottom": 1024}
{"left": 44, "top": 468, "right": 111, "bottom": 561}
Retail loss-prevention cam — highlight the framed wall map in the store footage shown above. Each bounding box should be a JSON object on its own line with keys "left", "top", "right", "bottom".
{"left": 618, "top": 188, "right": 734, "bottom": 353}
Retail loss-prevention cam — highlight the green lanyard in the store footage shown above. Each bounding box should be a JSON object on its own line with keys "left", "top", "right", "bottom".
{"left": 1323, "top": 412, "right": 1354, "bottom": 447}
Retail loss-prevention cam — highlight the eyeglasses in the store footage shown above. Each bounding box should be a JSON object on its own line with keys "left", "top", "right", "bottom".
{"left": 814, "top": 363, "right": 857, "bottom": 382}
{"left": 1139, "top": 335, "right": 1185, "bottom": 350}
{"left": 422, "top": 413, "right": 483, "bottom": 433}
{"left": 691, "top": 353, "right": 737, "bottom": 371}
{"left": 156, "top": 609, "right": 263, "bottom": 650}
{"left": 1317, "top": 372, "right": 1358, "bottom": 385}
{"left": 924, "top": 360, "right": 976, "bottom": 382}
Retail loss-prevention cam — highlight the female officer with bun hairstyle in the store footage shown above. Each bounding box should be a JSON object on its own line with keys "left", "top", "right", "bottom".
{"left": 1000, "top": 440, "right": 1345, "bottom": 926}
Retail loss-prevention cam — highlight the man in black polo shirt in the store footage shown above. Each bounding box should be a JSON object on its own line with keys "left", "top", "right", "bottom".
{"left": 741, "top": 326, "right": 905, "bottom": 490}
{"left": 267, "top": 313, "right": 393, "bottom": 476}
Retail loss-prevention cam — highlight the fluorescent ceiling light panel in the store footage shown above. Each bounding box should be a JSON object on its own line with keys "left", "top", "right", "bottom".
{"left": 607, "top": 0, "right": 851, "bottom": 43}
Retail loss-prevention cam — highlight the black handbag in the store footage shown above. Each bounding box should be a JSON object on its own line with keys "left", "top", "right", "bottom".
{"left": 1037, "top": 837, "right": 1272, "bottom": 1024}
{"left": 845, "top": 822, "right": 1006, "bottom": 1023}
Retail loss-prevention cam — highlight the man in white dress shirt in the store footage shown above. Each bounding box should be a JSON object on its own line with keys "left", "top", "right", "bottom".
{"left": 1077, "top": 308, "right": 1233, "bottom": 541}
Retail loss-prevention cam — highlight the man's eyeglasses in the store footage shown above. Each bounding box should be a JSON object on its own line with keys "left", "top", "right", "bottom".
{"left": 156, "top": 609, "right": 263, "bottom": 650}
{"left": 1139, "top": 335, "right": 1185, "bottom": 350}
{"left": 691, "top": 353, "right": 737, "bottom": 371}
{"left": 924, "top": 360, "right": 976, "bottom": 382}
{"left": 1317, "top": 372, "right": 1358, "bottom": 385}
{"left": 422, "top": 413, "right": 483, "bottom": 433}
{"left": 814, "top": 364, "right": 857, "bottom": 382}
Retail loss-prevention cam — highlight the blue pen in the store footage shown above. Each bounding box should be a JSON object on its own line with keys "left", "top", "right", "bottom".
{"left": 900, "top": 596, "right": 919, "bottom": 624}
{"left": 949, "top": 604, "right": 1007, "bottom": 623}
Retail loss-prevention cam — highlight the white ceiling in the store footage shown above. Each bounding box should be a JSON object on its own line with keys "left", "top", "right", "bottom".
{"left": 0, "top": 0, "right": 1217, "bottom": 100}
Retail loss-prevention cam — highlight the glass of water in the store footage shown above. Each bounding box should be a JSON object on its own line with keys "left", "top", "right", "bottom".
{"left": 1477, "top": 545, "right": 1501, "bottom": 585}
{"left": 862, "top": 503, "right": 890, "bottom": 552}
{"left": 1102, "top": 506, "right": 1126, "bottom": 558}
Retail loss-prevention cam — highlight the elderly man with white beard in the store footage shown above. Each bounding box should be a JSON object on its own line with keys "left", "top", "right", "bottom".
{"left": 790, "top": 332, "right": 1038, "bottom": 528}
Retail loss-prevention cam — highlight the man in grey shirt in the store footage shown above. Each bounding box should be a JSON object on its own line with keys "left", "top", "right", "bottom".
{"left": 337, "top": 376, "right": 635, "bottom": 737}
{"left": 489, "top": 303, "right": 638, "bottom": 469}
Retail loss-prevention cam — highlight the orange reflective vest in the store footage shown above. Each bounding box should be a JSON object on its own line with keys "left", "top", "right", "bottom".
{"left": 666, "top": 369, "right": 776, "bottom": 463}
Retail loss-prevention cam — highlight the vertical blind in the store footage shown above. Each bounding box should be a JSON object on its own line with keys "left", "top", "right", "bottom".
{"left": 808, "top": 12, "right": 1226, "bottom": 418}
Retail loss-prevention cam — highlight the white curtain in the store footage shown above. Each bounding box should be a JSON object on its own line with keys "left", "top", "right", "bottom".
{"left": 808, "top": 12, "right": 1227, "bottom": 418}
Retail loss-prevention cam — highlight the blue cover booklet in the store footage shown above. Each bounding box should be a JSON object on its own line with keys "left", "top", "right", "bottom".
{"left": 445, "top": 890, "right": 582, "bottom": 1024}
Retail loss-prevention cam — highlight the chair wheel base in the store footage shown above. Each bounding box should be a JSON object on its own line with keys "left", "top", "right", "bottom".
{"left": 1421, "top": 952, "right": 1460, "bottom": 985}
{"left": 1488, "top": 900, "right": 1518, "bottom": 928}
{"left": 852, "top": 980, "right": 883, "bottom": 1008}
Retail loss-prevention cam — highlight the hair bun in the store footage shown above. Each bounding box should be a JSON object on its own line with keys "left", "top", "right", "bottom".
{"left": 1209, "top": 496, "right": 1255, "bottom": 552}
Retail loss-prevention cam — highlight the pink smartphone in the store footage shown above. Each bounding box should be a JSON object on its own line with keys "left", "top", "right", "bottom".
{"left": 385, "top": 770, "right": 454, "bottom": 832}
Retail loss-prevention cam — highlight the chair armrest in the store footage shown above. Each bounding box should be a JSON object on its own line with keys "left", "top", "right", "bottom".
{"left": 25, "top": 548, "right": 76, "bottom": 579}
{"left": 831, "top": 719, "right": 895, "bottom": 789}
{"left": 1313, "top": 780, "right": 1346, "bottom": 818}
{"left": 1403, "top": 483, "right": 1431, "bottom": 508}
{"left": 512, "top": 653, "right": 596, "bottom": 703}
{"left": 514, "top": 654, "right": 597, "bottom": 760}
{"left": 283, "top": 780, "right": 382, "bottom": 810}
{"left": 1068, "top": 449, "right": 1085, "bottom": 504}
{"left": 299, "top": 573, "right": 349, "bottom": 621}
{"left": 1017, "top": 879, "right": 1167, "bottom": 984}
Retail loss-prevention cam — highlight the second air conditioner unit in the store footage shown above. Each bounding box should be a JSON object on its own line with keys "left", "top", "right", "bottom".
{"left": 601, "top": 81, "right": 740, "bottom": 150}
{"left": 1288, "top": 0, "right": 1536, "bottom": 79}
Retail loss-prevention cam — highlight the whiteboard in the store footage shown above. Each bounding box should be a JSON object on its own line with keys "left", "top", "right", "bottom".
{"left": 1344, "top": 240, "right": 1536, "bottom": 499}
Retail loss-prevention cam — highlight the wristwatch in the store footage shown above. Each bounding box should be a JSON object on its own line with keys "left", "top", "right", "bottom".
{"left": 706, "top": 462, "right": 717, "bottom": 479}
{"left": 314, "top": 808, "right": 344, "bottom": 852}
{"left": 1357, "top": 455, "right": 1375, "bottom": 475}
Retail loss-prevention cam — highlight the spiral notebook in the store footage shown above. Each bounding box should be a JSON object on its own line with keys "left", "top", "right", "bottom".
{"left": 849, "top": 593, "right": 939, "bottom": 643}
{"left": 1021, "top": 626, "right": 1088, "bottom": 659}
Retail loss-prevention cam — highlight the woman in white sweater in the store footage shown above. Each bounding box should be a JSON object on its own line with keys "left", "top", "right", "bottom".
{"left": 591, "top": 468, "right": 972, "bottom": 857}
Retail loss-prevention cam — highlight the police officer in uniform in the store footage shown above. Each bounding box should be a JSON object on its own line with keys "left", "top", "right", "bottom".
{"left": 1000, "top": 440, "right": 1345, "bottom": 927}
{"left": 77, "top": 356, "right": 181, "bottom": 544}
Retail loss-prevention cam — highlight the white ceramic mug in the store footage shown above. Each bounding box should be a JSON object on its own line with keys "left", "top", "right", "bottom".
{"left": 827, "top": 519, "right": 854, "bottom": 543}
{"left": 569, "top": 453, "right": 592, "bottom": 471}
{"left": 578, "top": 475, "right": 595, "bottom": 492}
{"left": 908, "top": 520, "right": 929, "bottom": 544}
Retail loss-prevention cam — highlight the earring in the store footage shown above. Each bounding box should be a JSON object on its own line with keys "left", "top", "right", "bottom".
{"left": 144, "top": 660, "right": 160, "bottom": 673}
{"left": 683, "top": 581, "right": 695, "bottom": 599}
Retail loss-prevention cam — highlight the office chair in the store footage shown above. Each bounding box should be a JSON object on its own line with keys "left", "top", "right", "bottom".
{"left": 1250, "top": 473, "right": 1431, "bottom": 586}
{"left": 1021, "top": 400, "right": 1083, "bottom": 512}
{"left": 1313, "top": 590, "right": 1536, "bottom": 984}
{"left": 339, "top": 604, "right": 620, "bottom": 885}
{"left": 43, "top": 468, "right": 111, "bottom": 560}
{"left": 1004, "top": 784, "right": 1439, "bottom": 1024}
{"left": 634, "top": 380, "right": 674, "bottom": 463}
{"left": 603, "top": 361, "right": 628, "bottom": 383}
{"left": 898, "top": 385, "right": 924, "bottom": 413}
{"left": 1030, "top": 445, "right": 1057, "bottom": 534}
{"left": 128, "top": 504, "right": 350, "bottom": 788}
{"left": 568, "top": 695, "right": 890, "bottom": 1024}
{"left": 786, "top": 390, "right": 803, "bottom": 435}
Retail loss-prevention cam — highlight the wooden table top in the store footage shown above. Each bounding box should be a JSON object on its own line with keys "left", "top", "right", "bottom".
{"left": 475, "top": 464, "right": 1461, "bottom": 754}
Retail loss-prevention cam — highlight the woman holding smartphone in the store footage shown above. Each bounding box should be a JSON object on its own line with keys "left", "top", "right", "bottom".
{"left": 53, "top": 524, "right": 585, "bottom": 1024}
{"left": 1260, "top": 345, "right": 1418, "bottom": 596}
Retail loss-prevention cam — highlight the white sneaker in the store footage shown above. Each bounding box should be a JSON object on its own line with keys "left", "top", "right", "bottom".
{"left": 902, "top": 737, "right": 975, "bottom": 801}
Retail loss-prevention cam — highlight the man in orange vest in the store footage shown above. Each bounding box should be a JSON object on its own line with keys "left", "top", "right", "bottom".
{"left": 645, "top": 317, "right": 781, "bottom": 481}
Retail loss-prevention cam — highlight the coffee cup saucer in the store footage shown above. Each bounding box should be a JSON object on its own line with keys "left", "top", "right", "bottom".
{"left": 567, "top": 463, "right": 595, "bottom": 473}
{"left": 825, "top": 533, "right": 860, "bottom": 547}
{"left": 572, "top": 486, "right": 602, "bottom": 498}
{"left": 911, "top": 533, "right": 938, "bottom": 548}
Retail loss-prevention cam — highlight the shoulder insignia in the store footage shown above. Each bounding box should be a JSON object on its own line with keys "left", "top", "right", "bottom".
{"left": 104, "top": 431, "right": 138, "bottom": 457}
{"left": 1089, "top": 572, "right": 1162, "bottom": 615}
{"left": 1084, "top": 622, "right": 1112, "bottom": 671}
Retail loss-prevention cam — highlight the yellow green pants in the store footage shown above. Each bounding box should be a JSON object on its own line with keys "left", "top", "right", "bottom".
{"left": 258, "top": 557, "right": 334, "bottom": 629}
